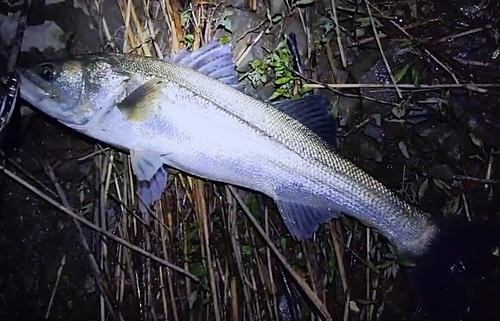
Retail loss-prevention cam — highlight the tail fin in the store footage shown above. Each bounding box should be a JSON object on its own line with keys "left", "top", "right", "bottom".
{"left": 411, "top": 216, "right": 500, "bottom": 320}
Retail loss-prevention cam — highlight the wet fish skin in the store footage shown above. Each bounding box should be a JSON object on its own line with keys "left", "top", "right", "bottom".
{"left": 17, "top": 39, "right": 437, "bottom": 257}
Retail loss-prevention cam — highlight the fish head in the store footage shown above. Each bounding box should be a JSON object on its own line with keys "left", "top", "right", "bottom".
{"left": 18, "top": 54, "right": 130, "bottom": 129}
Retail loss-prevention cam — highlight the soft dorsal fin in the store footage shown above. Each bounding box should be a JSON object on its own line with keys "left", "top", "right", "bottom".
{"left": 271, "top": 95, "right": 338, "bottom": 148}
{"left": 167, "top": 38, "right": 241, "bottom": 89}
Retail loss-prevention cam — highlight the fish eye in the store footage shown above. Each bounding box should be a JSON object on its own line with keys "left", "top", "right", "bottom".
{"left": 38, "top": 63, "right": 56, "bottom": 81}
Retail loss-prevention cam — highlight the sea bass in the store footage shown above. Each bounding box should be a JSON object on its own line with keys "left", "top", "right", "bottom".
{"left": 18, "top": 38, "right": 437, "bottom": 256}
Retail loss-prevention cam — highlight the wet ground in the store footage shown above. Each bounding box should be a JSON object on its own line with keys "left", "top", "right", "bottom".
{"left": 1, "top": 0, "right": 500, "bottom": 320}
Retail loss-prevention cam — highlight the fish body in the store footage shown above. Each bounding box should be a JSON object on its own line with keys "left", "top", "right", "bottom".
{"left": 18, "top": 39, "right": 437, "bottom": 256}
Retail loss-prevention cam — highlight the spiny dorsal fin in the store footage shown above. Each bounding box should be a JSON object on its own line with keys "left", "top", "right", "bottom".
{"left": 167, "top": 38, "right": 241, "bottom": 89}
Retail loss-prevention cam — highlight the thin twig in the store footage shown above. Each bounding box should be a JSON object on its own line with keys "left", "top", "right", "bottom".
{"left": 369, "top": 4, "right": 460, "bottom": 84}
{"left": 435, "top": 26, "right": 488, "bottom": 44}
{"left": 43, "top": 162, "right": 122, "bottom": 321}
{"left": 228, "top": 186, "right": 333, "bottom": 321}
{"left": 363, "top": 0, "right": 403, "bottom": 99}
{"left": 453, "top": 174, "right": 498, "bottom": 185}
{"left": 304, "top": 82, "right": 492, "bottom": 93}
{"left": 330, "top": 0, "right": 347, "bottom": 68}
{"left": 0, "top": 165, "right": 200, "bottom": 282}
{"left": 45, "top": 255, "right": 66, "bottom": 319}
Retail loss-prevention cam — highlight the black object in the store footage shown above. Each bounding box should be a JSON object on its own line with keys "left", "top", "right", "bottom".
{"left": 0, "top": 0, "right": 31, "bottom": 135}
{"left": 286, "top": 32, "right": 302, "bottom": 75}
{"left": 411, "top": 216, "right": 500, "bottom": 320}
{"left": 0, "top": 72, "right": 19, "bottom": 134}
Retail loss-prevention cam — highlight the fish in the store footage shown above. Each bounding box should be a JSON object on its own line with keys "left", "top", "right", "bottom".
{"left": 17, "top": 38, "right": 500, "bottom": 318}
{"left": 17, "top": 38, "right": 437, "bottom": 256}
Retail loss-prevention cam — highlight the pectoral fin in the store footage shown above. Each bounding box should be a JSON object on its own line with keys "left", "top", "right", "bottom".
{"left": 130, "top": 149, "right": 168, "bottom": 212}
{"left": 117, "top": 79, "right": 166, "bottom": 121}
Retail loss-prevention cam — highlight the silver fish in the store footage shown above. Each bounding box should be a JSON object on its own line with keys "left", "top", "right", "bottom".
{"left": 18, "top": 39, "right": 438, "bottom": 256}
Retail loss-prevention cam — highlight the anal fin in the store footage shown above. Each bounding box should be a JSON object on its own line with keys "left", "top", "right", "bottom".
{"left": 275, "top": 199, "right": 341, "bottom": 240}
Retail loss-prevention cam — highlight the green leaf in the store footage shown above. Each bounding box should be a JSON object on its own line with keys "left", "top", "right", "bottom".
{"left": 216, "top": 9, "right": 233, "bottom": 32}
{"left": 433, "top": 178, "right": 450, "bottom": 191}
{"left": 219, "top": 34, "right": 231, "bottom": 45}
{"left": 190, "top": 262, "right": 205, "bottom": 277}
{"left": 359, "top": 17, "right": 371, "bottom": 28}
{"left": 269, "top": 90, "right": 284, "bottom": 100}
{"left": 411, "top": 67, "right": 421, "bottom": 85}
{"left": 241, "top": 245, "right": 253, "bottom": 257}
{"left": 449, "top": 196, "right": 460, "bottom": 214}
{"left": 394, "top": 64, "right": 410, "bottom": 83}
{"left": 181, "top": 9, "right": 192, "bottom": 26}
{"left": 398, "top": 141, "right": 410, "bottom": 158}
{"left": 186, "top": 227, "right": 198, "bottom": 241}
{"left": 246, "top": 195, "right": 259, "bottom": 214}
{"left": 188, "top": 290, "right": 198, "bottom": 309}
{"left": 391, "top": 103, "right": 406, "bottom": 118}
{"left": 377, "top": 260, "right": 393, "bottom": 269}
{"left": 418, "top": 178, "right": 429, "bottom": 200}
{"left": 294, "top": 0, "right": 317, "bottom": 6}
{"left": 469, "top": 132, "right": 483, "bottom": 147}
{"left": 299, "top": 86, "right": 314, "bottom": 95}
{"left": 80, "top": 202, "right": 94, "bottom": 216}
{"left": 250, "top": 59, "right": 262, "bottom": 69}
{"left": 279, "top": 237, "right": 287, "bottom": 251}
{"left": 182, "top": 34, "right": 195, "bottom": 46}
{"left": 272, "top": 63, "right": 284, "bottom": 70}
{"left": 275, "top": 76, "right": 292, "bottom": 85}
{"left": 272, "top": 14, "right": 283, "bottom": 23}
{"left": 276, "top": 40, "right": 287, "bottom": 51}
